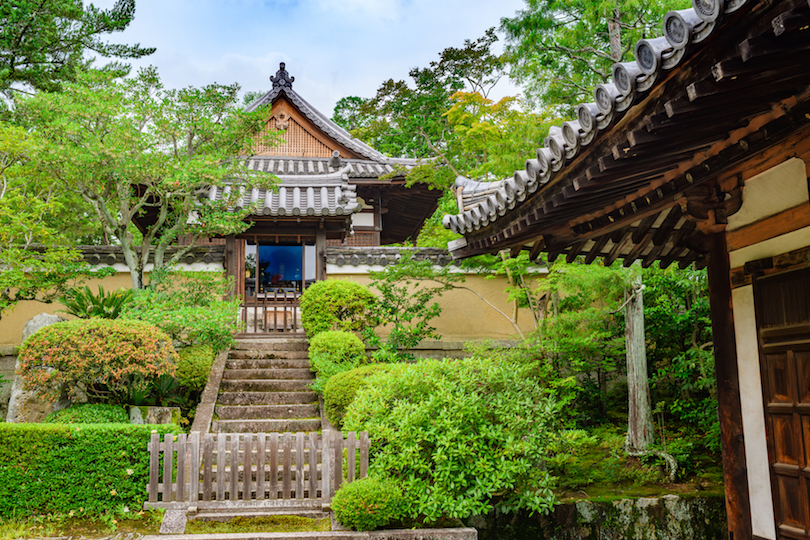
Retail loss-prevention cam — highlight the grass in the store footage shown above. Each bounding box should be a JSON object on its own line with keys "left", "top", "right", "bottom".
{"left": 0, "top": 511, "right": 331, "bottom": 538}
{"left": 186, "top": 515, "right": 332, "bottom": 534}
{"left": 550, "top": 423, "right": 725, "bottom": 503}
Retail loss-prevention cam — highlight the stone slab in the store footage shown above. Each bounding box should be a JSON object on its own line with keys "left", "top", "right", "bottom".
{"left": 159, "top": 509, "right": 188, "bottom": 534}
{"left": 142, "top": 528, "right": 477, "bottom": 540}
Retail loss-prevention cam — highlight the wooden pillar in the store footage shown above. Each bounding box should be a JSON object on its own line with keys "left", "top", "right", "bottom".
{"left": 225, "top": 235, "right": 237, "bottom": 298}
{"left": 316, "top": 229, "right": 326, "bottom": 282}
{"left": 706, "top": 232, "right": 752, "bottom": 540}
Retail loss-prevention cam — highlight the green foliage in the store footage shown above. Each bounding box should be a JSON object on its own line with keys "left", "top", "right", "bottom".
{"left": 123, "top": 269, "right": 240, "bottom": 352}
{"left": 299, "top": 279, "right": 375, "bottom": 337}
{"left": 332, "top": 476, "right": 406, "bottom": 531}
{"left": 0, "top": 423, "right": 178, "bottom": 518}
{"left": 364, "top": 251, "right": 463, "bottom": 361}
{"left": 44, "top": 403, "right": 129, "bottom": 424}
{"left": 344, "top": 357, "right": 559, "bottom": 520}
{"left": 176, "top": 344, "right": 215, "bottom": 391}
{"left": 308, "top": 331, "right": 367, "bottom": 394}
{"left": 18, "top": 318, "right": 177, "bottom": 404}
{"left": 323, "top": 364, "right": 394, "bottom": 429}
{"left": 501, "top": 0, "right": 690, "bottom": 113}
{"left": 59, "top": 285, "right": 134, "bottom": 319}
{"left": 15, "top": 67, "right": 279, "bottom": 288}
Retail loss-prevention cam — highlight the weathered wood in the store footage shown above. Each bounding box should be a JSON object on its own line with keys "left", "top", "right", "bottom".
{"left": 706, "top": 232, "right": 753, "bottom": 540}
{"left": 347, "top": 431, "right": 356, "bottom": 483}
{"left": 229, "top": 435, "right": 239, "bottom": 501}
{"left": 334, "top": 431, "right": 343, "bottom": 492}
{"left": 282, "top": 433, "right": 292, "bottom": 499}
{"left": 269, "top": 433, "right": 279, "bottom": 499}
{"left": 190, "top": 432, "right": 200, "bottom": 504}
{"left": 295, "top": 432, "right": 305, "bottom": 499}
{"left": 624, "top": 275, "right": 655, "bottom": 451}
{"left": 322, "top": 431, "right": 331, "bottom": 502}
{"left": 243, "top": 434, "right": 253, "bottom": 500}
{"left": 202, "top": 434, "right": 213, "bottom": 502}
{"left": 256, "top": 433, "right": 266, "bottom": 500}
{"left": 162, "top": 434, "right": 174, "bottom": 502}
{"left": 216, "top": 435, "right": 226, "bottom": 501}
{"left": 148, "top": 432, "right": 160, "bottom": 502}
{"left": 360, "top": 432, "right": 369, "bottom": 479}
{"left": 308, "top": 432, "right": 318, "bottom": 498}
{"left": 176, "top": 433, "right": 186, "bottom": 501}
{"left": 726, "top": 202, "right": 810, "bottom": 252}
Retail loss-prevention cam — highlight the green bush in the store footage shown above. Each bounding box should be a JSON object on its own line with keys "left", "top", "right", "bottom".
{"left": 18, "top": 318, "right": 177, "bottom": 404}
{"left": 123, "top": 270, "right": 240, "bottom": 352}
{"left": 59, "top": 285, "right": 134, "bottom": 319}
{"left": 332, "top": 476, "right": 405, "bottom": 531}
{"left": 44, "top": 404, "right": 129, "bottom": 424}
{"left": 176, "top": 344, "right": 215, "bottom": 391}
{"left": 0, "top": 423, "right": 178, "bottom": 518}
{"left": 323, "top": 364, "right": 393, "bottom": 429}
{"left": 299, "top": 279, "right": 375, "bottom": 337}
{"left": 344, "top": 357, "right": 559, "bottom": 520}
{"left": 308, "top": 330, "right": 367, "bottom": 394}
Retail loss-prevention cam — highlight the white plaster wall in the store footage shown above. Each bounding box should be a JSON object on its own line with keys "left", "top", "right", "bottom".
{"left": 727, "top": 158, "right": 808, "bottom": 231}
{"left": 351, "top": 212, "right": 375, "bottom": 228}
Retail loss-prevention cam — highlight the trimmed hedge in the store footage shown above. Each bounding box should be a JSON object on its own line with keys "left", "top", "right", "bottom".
{"left": 332, "top": 476, "right": 405, "bottom": 531}
{"left": 18, "top": 318, "right": 176, "bottom": 404}
{"left": 308, "top": 330, "right": 367, "bottom": 394}
{"left": 44, "top": 404, "right": 129, "bottom": 424}
{"left": 176, "top": 344, "right": 215, "bottom": 391}
{"left": 0, "top": 423, "right": 179, "bottom": 517}
{"left": 299, "top": 280, "right": 375, "bottom": 337}
{"left": 323, "top": 364, "right": 393, "bottom": 429}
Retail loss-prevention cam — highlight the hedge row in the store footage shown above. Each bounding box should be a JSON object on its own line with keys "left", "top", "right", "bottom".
{"left": 0, "top": 423, "right": 179, "bottom": 517}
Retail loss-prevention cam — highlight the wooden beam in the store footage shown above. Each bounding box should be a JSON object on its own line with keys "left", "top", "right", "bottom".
{"left": 316, "top": 229, "right": 326, "bottom": 281}
{"left": 604, "top": 232, "right": 631, "bottom": 266}
{"left": 705, "top": 232, "right": 753, "bottom": 540}
{"left": 584, "top": 234, "right": 611, "bottom": 264}
{"left": 726, "top": 201, "right": 810, "bottom": 251}
{"left": 225, "top": 235, "right": 237, "bottom": 298}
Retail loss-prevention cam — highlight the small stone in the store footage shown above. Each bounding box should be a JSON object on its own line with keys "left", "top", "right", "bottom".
{"left": 159, "top": 509, "right": 187, "bottom": 534}
{"left": 129, "top": 406, "right": 145, "bottom": 424}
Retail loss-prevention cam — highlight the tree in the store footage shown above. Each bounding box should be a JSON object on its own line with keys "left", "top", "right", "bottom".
{"left": 17, "top": 68, "right": 279, "bottom": 289}
{"left": 501, "top": 0, "right": 689, "bottom": 112}
{"left": 0, "top": 0, "right": 154, "bottom": 97}
{"left": 0, "top": 124, "right": 106, "bottom": 321}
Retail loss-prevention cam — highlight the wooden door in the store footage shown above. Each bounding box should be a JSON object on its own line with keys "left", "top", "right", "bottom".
{"left": 754, "top": 267, "right": 810, "bottom": 540}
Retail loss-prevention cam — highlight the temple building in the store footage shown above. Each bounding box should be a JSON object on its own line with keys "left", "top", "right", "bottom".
{"left": 443, "top": 0, "right": 810, "bottom": 538}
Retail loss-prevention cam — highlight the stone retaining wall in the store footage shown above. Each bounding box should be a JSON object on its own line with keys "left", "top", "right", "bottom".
{"left": 465, "top": 495, "right": 727, "bottom": 540}
{"left": 0, "top": 346, "right": 17, "bottom": 420}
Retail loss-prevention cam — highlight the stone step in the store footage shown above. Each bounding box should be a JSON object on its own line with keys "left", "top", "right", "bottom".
{"left": 226, "top": 358, "right": 311, "bottom": 370}
{"left": 223, "top": 368, "right": 314, "bottom": 380}
{"left": 234, "top": 340, "right": 308, "bottom": 352}
{"left": 190, "top": 509, "right": 330, "bottom": 522}
{"left": 212, "top": 418, "right": 321, "bottom": 433}
{"left": 228, "top": 350, "right": 310, "bottom": 360}
{"left": 219, "top": 379, "right": 313, "bottom": 393}
{"left": 217, "top": 391, "right": 318, "bottom": 406}
{"left": 215, "top": 403, "right": 320, "bottom": 420}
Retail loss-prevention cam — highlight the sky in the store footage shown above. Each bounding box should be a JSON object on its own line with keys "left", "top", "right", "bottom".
{"left": 93, "top": 0, "right": 528, "bottom": 116}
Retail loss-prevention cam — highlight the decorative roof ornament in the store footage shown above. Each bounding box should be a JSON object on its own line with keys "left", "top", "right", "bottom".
{"left": 270, "top": 62, "right": 294, "bottom": 89}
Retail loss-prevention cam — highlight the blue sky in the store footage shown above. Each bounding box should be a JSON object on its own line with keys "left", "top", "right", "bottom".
{"left": 94, "top": 0, "right": 527, "bottom": 115}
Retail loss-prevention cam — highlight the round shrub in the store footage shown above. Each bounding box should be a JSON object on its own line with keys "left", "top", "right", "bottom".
{"left": 176, "top": 344, "right": 215, "bottom": 390}
{"left": 308, "top": 330, "right": 367, "bottom": 394}
{"left": 18, "top": 318, "right": 177, "bottom": 404}
{"left": 332, "top": 476, "right": 405, "bottom": 531}
{"left": 300, "top": 279, "right": 375, "bottom": 337}
{"left": 344, "top": 357, "right": 559, "bottom": 520}
{"left": 44, "top": 404, "right": 129, "bottom": 424}
{"left": 323, "top": 364, "right": 393, "bottom": 429}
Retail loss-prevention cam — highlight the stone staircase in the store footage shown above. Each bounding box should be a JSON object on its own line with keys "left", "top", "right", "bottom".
{"left": 211, "top": 338, "right": 321, "bottom": 433}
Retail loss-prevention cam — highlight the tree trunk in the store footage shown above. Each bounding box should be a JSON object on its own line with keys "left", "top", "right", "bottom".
{"left": 625, "top": 274, "right": 654, "bottom": 452}
{"left": 608, "top": 7, "right": 622, "bottom": 62}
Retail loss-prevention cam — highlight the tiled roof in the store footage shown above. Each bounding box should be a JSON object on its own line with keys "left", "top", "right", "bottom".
{"left": 244, "top": 156, "right": 415, "bottom": 179}
{"left": 444, "top": 0, "right": 748, "bottom": 235}
{"left": 208, "top": 166, "right": 360, "bottom": 217}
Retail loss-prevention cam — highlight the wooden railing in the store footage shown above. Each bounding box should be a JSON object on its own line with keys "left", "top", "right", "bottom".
{"left": 239, "top": 290, "right": 302, "bottom": 334}
{"left": 146, "top": 431, "right": 368, "bottom": 508}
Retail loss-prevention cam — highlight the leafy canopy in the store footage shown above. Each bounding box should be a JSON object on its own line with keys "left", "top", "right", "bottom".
{"left": 0, "top": 0, "right": 154, "bottom": 96}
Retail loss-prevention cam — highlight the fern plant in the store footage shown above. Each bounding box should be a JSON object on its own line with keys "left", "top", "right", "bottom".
{"left": 59, "top": 285, "right": 134, "bottom": 319}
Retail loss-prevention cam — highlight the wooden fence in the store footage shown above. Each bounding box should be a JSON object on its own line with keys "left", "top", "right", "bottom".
{"left": 239, "top": 291, "right": 302, "bottom": 335}
{"left": 146, "top": 431, "right": 368, "bottom": 508}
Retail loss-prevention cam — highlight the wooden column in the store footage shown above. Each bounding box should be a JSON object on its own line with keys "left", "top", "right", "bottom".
{"left": 225, "top": 235, "right": 237, "bottom": 298}
{"left": 316, "top": 229, "right": 326, "bottom": 282}
{"left": 706, "top": 231, "right": 752, "bottom": 540}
